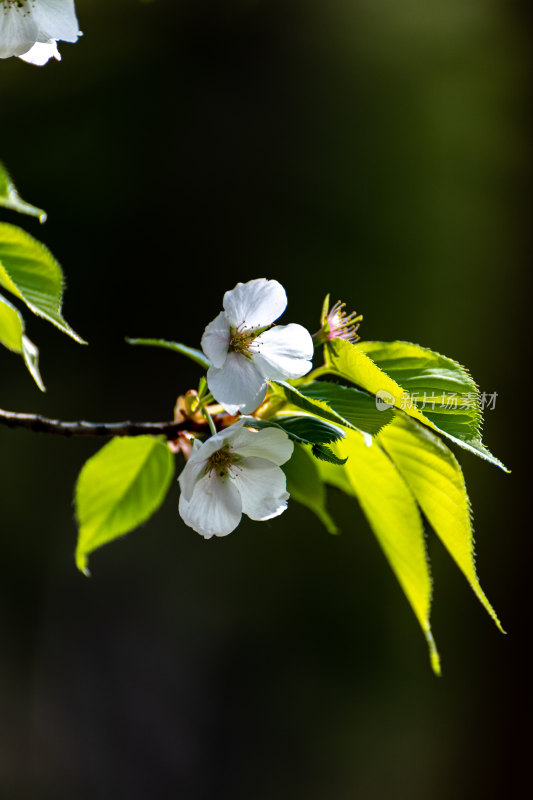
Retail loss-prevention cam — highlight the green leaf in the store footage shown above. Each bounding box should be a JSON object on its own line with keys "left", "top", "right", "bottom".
{"left": 311, "top": 443, "right": 348, "bottom": 465}
{"left": 316, "top": 458, "right": 354, "bottom": 496}
{"left": 378, "top": 414, "right": 504, "bottom": 632}
{"left": 0, "top": 223, "right": 84, "bottom": 343}
{"left": 283, "top": 444, "right": 338, "bottom": 534}
{"left": 0, "top": 292, "right": 23, "bottom": 352}
{"left": 0, "top": 292, "right": 45, "bottom": 390}
{"left": 299, "top": 380, "right": 393, "bottom": 436}
{"left": 327, "top": 339, "right": 507, "bottom": 472}
{"left": 359, "top": 340, "right": 481, "bottom": 439}
{"left": 325, "top": 338, "right": 425, "bottom": 420}
{"left": 429, "top": 431, "right": 508, "bottom": 472}
{"left": 273, "top": 380, "right": 357, "bottom": 430}
{"left": 359, "top": 340, "right": 508, "bottom": 472}
{"left": 334, "top": 428, "right": 440, "bottom": 674}
{"left": 245, "top": 414, "right": 345, "bottom": 448}
{"left": 126, "top": 338, "right": 211, "bottom": 370}
{"left": 75, "top": 436, "right": 175, "bottom": 575}
{"left": 0, "top": 162, "right": 47, "bottom": 222}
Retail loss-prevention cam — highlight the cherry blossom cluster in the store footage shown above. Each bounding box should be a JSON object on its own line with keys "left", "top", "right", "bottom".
{"left": 178, "top": 278, "right": 315, "bottom": 538}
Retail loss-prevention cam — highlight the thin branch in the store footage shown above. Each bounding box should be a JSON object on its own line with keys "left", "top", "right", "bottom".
{"left": 0, "top": 408, "right": 208, "bottom": 439}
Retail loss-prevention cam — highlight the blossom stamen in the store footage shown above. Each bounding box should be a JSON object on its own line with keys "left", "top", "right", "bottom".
{"left": 206, "top": 445, "right": 235, "bottom": 478}
{"left": 327, "top": 301, "right": 363, "bottom": 343}
{"left": 228, "top": 326, "right": 256, "bottom": 358}
{"left": 313, "top": 295, "right": 363, "bottom": 345}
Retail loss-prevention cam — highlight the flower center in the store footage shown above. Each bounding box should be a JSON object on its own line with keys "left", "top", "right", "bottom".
{"left": 206, "top": 445, "right": 239, "bottom": 479}
{"left": 228, "top": 326, "right": 257, "bottom": 358}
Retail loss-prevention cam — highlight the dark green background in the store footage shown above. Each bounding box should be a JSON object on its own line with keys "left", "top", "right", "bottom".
{"left": 0, "top": 1, "right": 529, "bottom": 797}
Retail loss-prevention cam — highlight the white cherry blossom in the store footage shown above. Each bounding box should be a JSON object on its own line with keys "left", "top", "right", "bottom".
{"left": 0, "top": 0, "right": 81, "bottom": 65}
{"left": 178, "top": 419, "right": 294, "bottom": 538}
{"left": 202, "top": 278, "right": 314, "bottom": 415}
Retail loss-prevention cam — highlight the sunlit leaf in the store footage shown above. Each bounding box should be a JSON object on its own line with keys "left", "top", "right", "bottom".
{"left": 0, "top": 162, "right": 47, "bottom": 222}
{"left": 334, "top": 429, "right": 440, "bottom": 674}
{"left": 299, "top": 380, "right": 393, "bottom": 435}
{"left": 283, "top": 444, "right": 338, "bottom": 534}
{"left": 378, "top": 414, "right": 504, "bottom": 632}
{"left": 325, "top": 338, "right": 425, "bottom": 421}
{"left": 273, "top": 379, "right": 357, "bottom": 430}
{"left": 316, "top": 458, "right": 354, "bottom": 496}
{"left": 0, "top": 292, "right": 45, "bottom": 390}
{"left": 126, "top": 337, "right": 211, "bottom": 370}
{"left": 326, "top": 339, "right": 507, "bottom": 471}
{"left": 359, "top": 340, "right": 508, "bottom": 471}
{"left": 0, "top": 292, "right": 23, "bottom": 352}
{"left": 75, "top": 436, "right": 175, "bottom": 575}
{"left": 0, "top": 223, "right": 84, "bottom": 343}
{"left": 359, "top": 340, "right": 481, "bottom": 439}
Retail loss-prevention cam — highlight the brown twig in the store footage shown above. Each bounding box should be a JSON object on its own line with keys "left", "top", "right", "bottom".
{"left": 0, "top": 408, "right": 207, "bottom": 439}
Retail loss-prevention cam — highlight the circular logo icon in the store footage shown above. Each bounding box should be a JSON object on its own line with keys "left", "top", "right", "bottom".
{"left": 375, "top": 390, "right": 395, "bottom": 411}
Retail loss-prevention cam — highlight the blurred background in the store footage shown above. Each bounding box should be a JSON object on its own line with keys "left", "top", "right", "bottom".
{"left": 0, "top": 0, "right": 530, "bottom": 797}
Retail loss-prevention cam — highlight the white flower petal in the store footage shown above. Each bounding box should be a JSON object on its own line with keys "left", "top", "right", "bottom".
{"left": 179, "top": 472, "right": 242, "bottom": 538}
{"left": 178, "top": 452, "right": 207, "bottom": 502}
{"left": 223, "top": 278, "right": 287, "bottom": 330}
{"left": 0, "top": 4, "right": 39, "bottom": 58}
{"left": 207, "top": 352, "right": 267, "bottom": 415}
{"left": 0, "top": 0, "right": 80, "bottom": 61}
{"left": 231, "top": 426, "right": 294, "bottom": 466}
{"left": 33, "top": 0, "right": 80, "bottom": 42}
{"left": 201, "top": 311, "right": 231, "bottom": 368}
{"left": 233, "top": 457, "right": 289, "bottom": 521}
{"left": 19, "top": 40, "right": 60, "bottom": 65}
{"left": 252, "top": 323, "right": 314, "bottom": 380}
